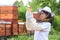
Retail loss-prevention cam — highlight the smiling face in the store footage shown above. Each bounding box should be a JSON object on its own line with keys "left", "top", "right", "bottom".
{"left": 39, "top": 10, "right": 52, "bottom": 21}
{"left": 39, "top": 11, "right": 48, "bottom": 21}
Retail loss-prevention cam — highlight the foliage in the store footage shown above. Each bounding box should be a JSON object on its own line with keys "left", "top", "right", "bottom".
{"left": 14, "top": 0, "right": 60, "bottom": 21}
{"left": 30, "top": 0, "right": 60, "bottom": 15}
{"left": 14, "top": 1, "right": 26, "bottom": 21}
{"left": 18, "top": 5, "right": 26, "bottom": 21}
{"left": 53, "top": 16, "right": 60, "bottom": 31}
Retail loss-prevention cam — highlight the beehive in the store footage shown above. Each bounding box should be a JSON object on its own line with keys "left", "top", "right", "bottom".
{"left": 0, "top": 6, "right": 18, "bottom": 22}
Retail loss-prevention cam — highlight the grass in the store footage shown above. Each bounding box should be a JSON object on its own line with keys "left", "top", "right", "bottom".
{"left": 49, "top": 34, "right": 60, "bottom": 40}
{"left": 7, "top": 34, "right": 34, "bottom": 40}
{"left": 7, "top": 33, "right": 60, "bottom": 40}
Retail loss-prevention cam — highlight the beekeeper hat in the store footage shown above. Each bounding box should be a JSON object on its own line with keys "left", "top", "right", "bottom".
{"left": 38, "top": 6, "right": 55, "bottom": 17}
{"left": 43, "top": 6, "right": 51, "bottom": 13}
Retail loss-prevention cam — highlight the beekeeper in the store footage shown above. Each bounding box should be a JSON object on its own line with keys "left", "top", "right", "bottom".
{"left": 26, "top": 6, "right": 54, "bottom": 40}
{"left": 34, "top": 6, "right": 54, "bottom": 40}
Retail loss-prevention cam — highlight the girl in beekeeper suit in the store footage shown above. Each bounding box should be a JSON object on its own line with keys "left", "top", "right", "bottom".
{"left": 26, "top": 6, "right": 54, "bottom": 40}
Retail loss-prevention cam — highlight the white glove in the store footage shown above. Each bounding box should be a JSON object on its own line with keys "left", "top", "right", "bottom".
{"left": 29, "top": 18, "right": 37, "bottom": 30}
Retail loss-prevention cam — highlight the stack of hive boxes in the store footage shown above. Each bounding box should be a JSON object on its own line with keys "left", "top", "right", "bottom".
{"left": 0, "top": 6, "right": 18, "bottom": 36}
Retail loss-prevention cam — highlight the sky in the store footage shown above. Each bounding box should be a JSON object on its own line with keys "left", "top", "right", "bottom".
{"left": 0, "top": 0, "right": 32, "bottom": 6}
{"left": 0, "top": 0, "right": 16, "bottom": 5}
{"left": 18, "top": 0, "right": 32, "bottom": 6}
{"left": 0, "top": 0, "right": 59, "bottom": 6}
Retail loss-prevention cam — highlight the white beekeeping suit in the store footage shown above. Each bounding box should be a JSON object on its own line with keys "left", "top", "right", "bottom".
{"left": 26, "top": 8, "right": 37, "bottom": 30}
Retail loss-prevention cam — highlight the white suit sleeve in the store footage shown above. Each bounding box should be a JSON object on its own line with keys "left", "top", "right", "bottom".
{"left": 26, "top": 11, "right": 33, "bottom": 19}
{"left": 38, "top": 23, "right": 51, "bottom": 31}
{"left": 26, "top": 10, "right": 34, "bottom": 30}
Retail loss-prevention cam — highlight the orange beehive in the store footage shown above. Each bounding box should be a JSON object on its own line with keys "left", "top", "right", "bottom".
{"left": 0, "top": 6, "right": 18, "bottom": 22}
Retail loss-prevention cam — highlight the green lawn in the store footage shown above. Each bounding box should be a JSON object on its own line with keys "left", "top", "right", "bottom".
{"left": 7, "top": 33, "right": 60, "bottom": 40}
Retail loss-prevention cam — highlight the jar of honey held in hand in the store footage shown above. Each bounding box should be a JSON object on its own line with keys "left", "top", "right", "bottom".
{"left": 27, "top": 6, "right": 32, "bottom": 12}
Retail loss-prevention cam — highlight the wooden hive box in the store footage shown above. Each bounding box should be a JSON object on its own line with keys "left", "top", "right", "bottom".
{"left": 12, "top": 22, "right": 18, "bottom": 35}
{"left": 0, "top": 6, "right": 18, "bottom": 22}
{"left": 18, "top": 22, "right": 25, "bottom": 34}
{"left": 5, "top": 22, "right": 12, "bottom": 36}
{"left": 0, "top": 22, "right": 5, "bottom": 36}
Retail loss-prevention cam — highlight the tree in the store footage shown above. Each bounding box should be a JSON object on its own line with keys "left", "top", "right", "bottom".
{"left": 29, "top": 0, "right": 60, "bottom": 31}
{"left": 14, "top": 1, "right": 26, "bottom": 21}
{"left": 30, "top": 0, "right": 60, "bottom": 15}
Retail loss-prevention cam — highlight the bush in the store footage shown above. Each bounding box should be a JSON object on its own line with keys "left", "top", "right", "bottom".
{"left": 53, "top": 16, "right": 60, "bottom": 31}
{"left": 18, "top": 6, "right": 26, "bottom": 21}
